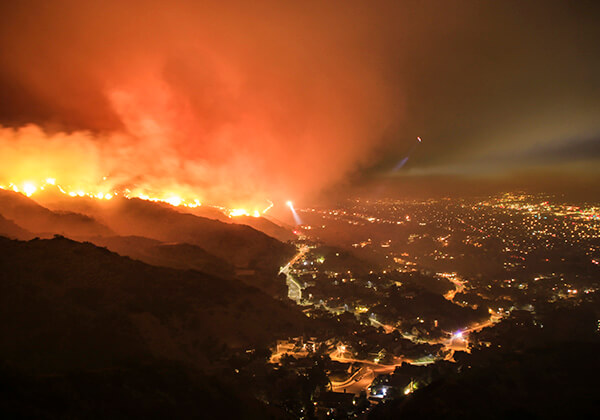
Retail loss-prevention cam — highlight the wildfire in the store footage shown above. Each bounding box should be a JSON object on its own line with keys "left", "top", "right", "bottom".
{"left": 0, "top": 178, "right": 272, "bottom": 219}
{"left": 22, "top": 182, "right": 37, "bottom": 197}
{"left": 229, "top": 208, "right": 251, "bottom": 217}
{"left": 216, "top": 199, "right": 275, "bottom": 218}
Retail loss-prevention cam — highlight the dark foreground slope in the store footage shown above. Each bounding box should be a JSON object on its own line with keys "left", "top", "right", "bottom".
{"left": 369, "top": 342, "right": 600, "bottom": 420}
{"left": 1, "top": 190, "right": 294, "bottom": 297}
{"left": 0, "top": 236, "right": 308, "bottom": 418}
{"left": 0, "top": 236, "right": 308, "bottom": 371}
{"left": 82, "top": 235, "right": 236, "bottom": 279}
{"left": 0, "top": 362, "right": 279, "bottom": 419}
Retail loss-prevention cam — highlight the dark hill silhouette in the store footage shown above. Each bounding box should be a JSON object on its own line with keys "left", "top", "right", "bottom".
{"left": 0, "top": 236, "right": 308, "bottom": 375}
{"left": 78, "top": 234, "right": 288, "bottom": 298}
{"left": 0, "top": 233, "right": 304, "bottom": 418}
{"left": 368, "top": 342, "right": 600, "bottom": 419}
{"left": 96, "top": 198, "right": 294, "bottom": 271}
{"left": 230, "top": 215, "right": 295, "bottom": 242}
{"left": 2, "top": 190, "right": 295, "bottom": 296}
{"left": 0, "top": 361, "right": 282, "bottom": 419}
{"left": 30, "top": 191, "right": 295, "bottom": 273}
{"left": 0, "top": 213, "right": 34, "bottom": 240}
{"left": 34, "top": 186, "right": 295, "bottom": 242}
{"left": 83, "top": 235, "right": 235, "bottom": 279}
{"left": 0, "top": 189, "right": 113, "bottom": 237}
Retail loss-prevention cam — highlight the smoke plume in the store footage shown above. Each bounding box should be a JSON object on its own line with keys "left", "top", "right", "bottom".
{"left": 0, "top": 1, "right": 403, "bottom": 208}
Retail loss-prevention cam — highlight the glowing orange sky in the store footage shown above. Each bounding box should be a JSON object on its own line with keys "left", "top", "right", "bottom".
{"left": 0, "top": 0, "right": 599, "bottom": 206}
{"left": 0, "top": 1, "right": 404, "bottom": 209}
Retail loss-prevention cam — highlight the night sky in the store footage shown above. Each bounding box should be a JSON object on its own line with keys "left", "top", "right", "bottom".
{"left": 1, "top": 0, "right": 599, "bottom": 205}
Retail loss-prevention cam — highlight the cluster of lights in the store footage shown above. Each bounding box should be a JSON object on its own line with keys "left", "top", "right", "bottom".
{"left": 484, "top": 194, "right": 600, "bottom": 222}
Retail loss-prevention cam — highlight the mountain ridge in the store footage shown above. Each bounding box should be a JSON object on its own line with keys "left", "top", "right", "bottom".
{"left": 0, "top": 235, "right": 309, "bottom": 375}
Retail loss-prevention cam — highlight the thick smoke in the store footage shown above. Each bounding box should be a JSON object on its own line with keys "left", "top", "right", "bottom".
{"left": 0, "top": 1, "right": 403, "bottom": 207}
{"left": 3, "top": 1, "right": 597, "bottom": 205}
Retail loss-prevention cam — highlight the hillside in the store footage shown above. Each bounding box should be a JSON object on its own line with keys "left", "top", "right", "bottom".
{"left": 0, "top": 236, "right": 309, "bottom": 375}
{"left": 83, "top": 235, "right": 236, "bottom": 279}
{"left": 0, "top": 190, "right": 295, "bottom": 297}
{"left": 95, "top": 198, "right": 295, "bottom": 271}
{"left": 368, "top": 342, "right": 600, "bottom": 419}
{"left": 0, "top": 213, "right": 34, "bottom": 240}
{"left": 231, "top": 215, "right": 295, "bottom": 242}
{"left": 0, "top": 189, "right": 113, "bottom": 238}
{"left": 0, "top": 361, "right": 280, "bottom": 419}
{"left": 31, "top": 191, "right": 295, "bottom": 273}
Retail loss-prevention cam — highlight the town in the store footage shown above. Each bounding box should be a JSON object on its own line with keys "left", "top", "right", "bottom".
{"left": 257, "top": 193, "right": 600, "bottom": 417}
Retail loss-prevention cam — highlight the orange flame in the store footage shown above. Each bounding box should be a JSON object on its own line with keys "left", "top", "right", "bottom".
{"left": 0, "top": 178, "right": 269, "bottom": 218}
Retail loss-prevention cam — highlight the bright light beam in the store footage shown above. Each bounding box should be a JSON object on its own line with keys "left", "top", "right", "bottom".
{"left": 286, "top": 200, "right": 302, "bottom": 225}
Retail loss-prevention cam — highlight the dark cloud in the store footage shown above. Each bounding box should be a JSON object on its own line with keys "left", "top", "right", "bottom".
{"left": 368, "top": 0, "right": 600, "bottom": 177}
{"left": 513, "top": 137, "right": 600, "bottom": 164}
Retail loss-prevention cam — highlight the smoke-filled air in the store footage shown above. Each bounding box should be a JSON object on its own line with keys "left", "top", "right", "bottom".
{"left": 0, "top": 1, "right": 403, "bottom": 212}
